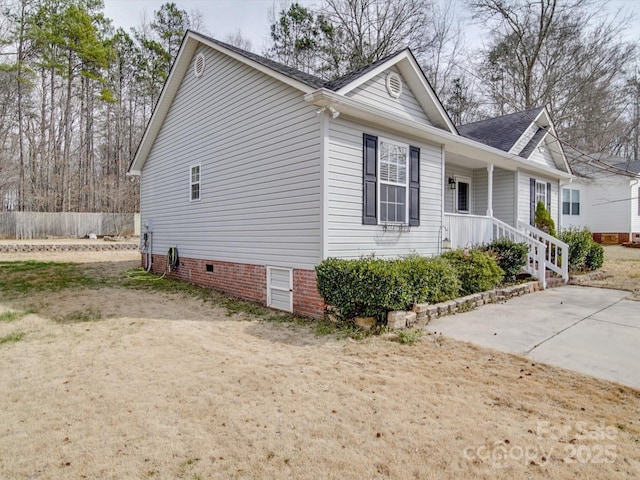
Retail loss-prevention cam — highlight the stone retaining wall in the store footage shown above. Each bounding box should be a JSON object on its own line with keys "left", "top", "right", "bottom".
{"left": 0, "top": 243, "right": 139, "bottom": 253}
{"left": 384, "top": 282, "right": 540, "bottom": 329}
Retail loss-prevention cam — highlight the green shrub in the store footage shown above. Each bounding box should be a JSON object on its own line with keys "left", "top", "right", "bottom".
{"left": 398, "top": 255, "right": 461, "bottom": 304}
{"left": 534, "top": 201, "right": 556, "bottom": 237}
{"left": 585, "top": 241, "right": 604, "bottom": 271}
{"left": 315, "top": 255, "right": 463, "bottom": 323}
{"left": 559, "top": 227, "right": 601, "bottom": 272}
{"left": 315, "top": 257, "right": 411, "bottom": 322}
{"left": 486, "top": 238, "right": 529, "bottom": 282}
{"left": 441, "top": 249, "right": 504, "bottom": 295}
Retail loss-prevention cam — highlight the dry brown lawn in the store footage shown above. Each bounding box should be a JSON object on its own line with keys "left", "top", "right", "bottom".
{"left": 0, "top": 248, "right": 639, "bottom": 479}
{"left": 575, "top": 245, "right": 640, "bottom": 300}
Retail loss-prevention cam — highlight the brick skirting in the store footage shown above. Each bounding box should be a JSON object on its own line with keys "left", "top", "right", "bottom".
{"left": 592, "top": 232, "right": 630, "bottom": 244}
{"left": 146, "top": 254, "right": 324, "bottom": 319}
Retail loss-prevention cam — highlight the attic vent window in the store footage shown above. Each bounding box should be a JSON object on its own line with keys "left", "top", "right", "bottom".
{"left": 386, "top": 72, "right": 402, "bottom": 98}
{"left": 194, "top": 53, "right": 205, "bottom": 78}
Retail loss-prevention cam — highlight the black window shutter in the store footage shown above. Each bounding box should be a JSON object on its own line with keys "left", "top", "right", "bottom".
{"left": 363, "top": 134, "right": 378, "bottom": 225}
{"left": 529, "top": 178, "right": 536, "bottom": 225}
{"left": 546, "top": 182, "right": 552, "bottom": 212}
{"left": 409, "top": 146, "right": 420, "bottom": 226}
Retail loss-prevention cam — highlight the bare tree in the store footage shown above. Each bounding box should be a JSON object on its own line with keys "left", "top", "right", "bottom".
{"left": 471, "top": 0, "right": 636, "bottom": 153}
{"left": 322, "top": 0, "right": 435, "bottom": 70}
{"left": 224, "top": 29, "right": 252, "bottom": 51}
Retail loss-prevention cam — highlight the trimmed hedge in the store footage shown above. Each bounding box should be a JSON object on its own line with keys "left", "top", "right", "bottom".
{"left": 559, "top": 227, "right": 603, "bottom": 272}
{"left": 315, "top": 257, "right": 409, "bottom": 321}
{"left": 441, "top": 249, "right": 504, "bottom": 295}
{"left": 485, "top": 238, "right": 528, "bottom": 282}
{"left": 398, "top": 255, "right": 461, "bottom": 305}
{"left": 315, "top": 255, "right": 460, "bottom": 322}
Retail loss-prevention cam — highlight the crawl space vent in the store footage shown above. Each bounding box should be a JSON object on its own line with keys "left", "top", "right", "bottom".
{"left": 386, "top": 72, "right": 402, "bottom": 98}
{"left": 194, "top": 53, "right": 205, "bottom": 78}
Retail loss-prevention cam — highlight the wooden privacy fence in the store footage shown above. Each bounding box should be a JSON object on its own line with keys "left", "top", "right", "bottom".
{"left": 0, "top": 212, "right": 140, "bottom": 239}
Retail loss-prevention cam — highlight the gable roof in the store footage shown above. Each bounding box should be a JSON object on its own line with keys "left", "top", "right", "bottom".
{"left": 129, "top": 31, "right": 458, "bottom": 174}
{"left": 568, "top": 150, "right": 640, "bottom": 179}
{"left": 202, "top": 35, "right": 327, "bottom": 89}
{"left": 458, "top": 107, "right": 544, "bottom": 152}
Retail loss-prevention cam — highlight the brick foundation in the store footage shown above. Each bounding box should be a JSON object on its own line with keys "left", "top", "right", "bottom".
{"left": 144, "top": 254, "right": 324, "bottom": 319}
{"left": 592, "top": 232, "right": 630, "bottom": 244}
{"left": 292, "top": 269, "right": 325, "bottom": 319}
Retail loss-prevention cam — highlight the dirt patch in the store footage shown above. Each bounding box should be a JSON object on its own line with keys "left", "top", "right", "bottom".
{"left": 574, "top": 245, "right": 640, "bottom": 300}
{"left": 0, "top": 249, "right": 639, "bottom": 479}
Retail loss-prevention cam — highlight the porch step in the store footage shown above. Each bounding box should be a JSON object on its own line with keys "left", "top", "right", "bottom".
{"left": 545, "top": 276, "right": 565, "bottom": 288}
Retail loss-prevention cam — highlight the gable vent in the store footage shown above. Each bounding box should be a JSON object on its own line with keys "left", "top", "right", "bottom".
{"left": 386, "top": 72, "right": 402, "bottom": 98}
{"left": 194, "top": 53, "right": 205, "bottom": 78}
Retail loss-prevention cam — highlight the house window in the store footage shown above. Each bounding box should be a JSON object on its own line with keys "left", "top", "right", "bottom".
{"left": 456, "top": 177, "right": 471, "bottom": 213}
{"left": 379, "top": 139, "right": 408, "bottom": 224}
{"left": 535, "top": 180, "right": 547, "bottom": 207}
{"left": 190, "top": 165, "right": 200, "bottom": 201}
{"left": 362, "top": 134, "right": 420, "bottom": 226}
{"left": 562, "top": 188, "right": 580, "bottom": 215}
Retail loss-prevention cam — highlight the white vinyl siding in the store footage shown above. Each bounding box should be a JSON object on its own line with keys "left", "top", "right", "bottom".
{"left": 346, "top": 67, "right": 432, "bottom": 125}
{"left": 632, "top": 186, "right": 640, "bottom": 234}
{"left": 528, "top": 142, "right": 557, "bottom": 169}
{"left": 517, "top": 171, "right": 559, "bottom": 226}
{"left": 562, "top": 178, "right": 634, "bottom": 233}
{"left": 492, "top": 168, "right": 516, "bottom": 225}
{"left": 474, "top": 168, "right": 488, "bottom": 216}
{"left": 326, "top": 118, "right": 442, "bottom": 258}
{"left": 140, "top": 45, "right": 321, "bottom": 269}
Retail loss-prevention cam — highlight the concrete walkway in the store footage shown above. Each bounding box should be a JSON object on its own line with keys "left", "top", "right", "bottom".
{"left": 427, "top": 286, "right": 640, "bottom": 389}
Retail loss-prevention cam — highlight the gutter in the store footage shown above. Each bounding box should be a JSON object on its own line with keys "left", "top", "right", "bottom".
{"left": 304, "top": 88, "right": 573, "bottom": 181}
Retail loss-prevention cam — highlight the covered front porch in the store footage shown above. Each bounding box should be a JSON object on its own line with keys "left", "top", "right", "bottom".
{"left": 441, "top": 212, "right": 568, "bottom": 288}
{"left": 440, "top": 149, "right": 569, "bottom": 289}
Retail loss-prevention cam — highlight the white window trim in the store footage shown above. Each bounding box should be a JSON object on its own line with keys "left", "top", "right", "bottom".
{"left": 534, "top": 179, "right": 547, "bottom": 208}
{"left": 455, "top": 175, "right": 472, "bottom": 214}
{"left": 562, "top": 188, "right": 580, "bottom": 216}
{"left": 190, "top": 164, "right": 201, "bottom": 202}
{"left": 377, "top": 137, "right": 409, "bottom": 225}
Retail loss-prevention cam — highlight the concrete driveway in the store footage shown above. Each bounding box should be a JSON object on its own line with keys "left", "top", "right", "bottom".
{"left": 427, "top": 286, "right": 640, "bottom": 389}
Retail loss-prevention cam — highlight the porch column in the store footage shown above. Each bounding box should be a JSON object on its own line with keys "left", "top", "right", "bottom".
{"left": 486, "top": 163, "right": 494, "bottom": 217}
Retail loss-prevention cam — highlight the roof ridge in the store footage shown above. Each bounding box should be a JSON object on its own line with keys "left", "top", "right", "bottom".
{"left": 459, "top": 106, "right": 544, "bottom": 128}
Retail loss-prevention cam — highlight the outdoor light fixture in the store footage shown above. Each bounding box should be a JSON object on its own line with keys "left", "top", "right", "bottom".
{"left": 448, "top": 177, "right": 456, "bottom": 189}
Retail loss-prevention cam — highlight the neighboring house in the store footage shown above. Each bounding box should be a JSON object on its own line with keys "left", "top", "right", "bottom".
{"left": 562, "top": 155, "right": 640, "bottom": 244}
{"left": 129, "top": 31, "right": 570, "bottom": 319}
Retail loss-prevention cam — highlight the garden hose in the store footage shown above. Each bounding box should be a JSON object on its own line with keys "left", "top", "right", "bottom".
{"left": 167, "top": 247, "right": 179, "bottom": 271}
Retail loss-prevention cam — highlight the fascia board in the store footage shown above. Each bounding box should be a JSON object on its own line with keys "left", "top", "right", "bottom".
{"left": 305, "top": 89, "right": 573, "bottom": 180}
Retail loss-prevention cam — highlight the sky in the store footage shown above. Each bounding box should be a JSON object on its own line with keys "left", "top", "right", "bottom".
{"left": 102, "top": 0, "right": 640, "bottom": 55}
{"left": 103, "top": 0, "right": 317, "bottom": 53}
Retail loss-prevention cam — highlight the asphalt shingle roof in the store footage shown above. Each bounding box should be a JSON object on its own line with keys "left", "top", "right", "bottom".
{"left": 457, "top": 107, "right": 544, "bottom": 152}
{"left": 518, "top": 126, "right": 547, "bottom": 159}
{"left": 203, "top": 33, "right": 405, "bottom": 93}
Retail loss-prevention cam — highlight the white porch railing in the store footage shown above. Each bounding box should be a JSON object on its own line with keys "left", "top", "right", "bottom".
{"left": 442, "top": 213, "right": 493, "bottom": 249}
{"left": 443, "top": 214, "right": 568, "bottom": 288}
{"left": 518, "top": 221, "right": 569, "bottom": 285}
